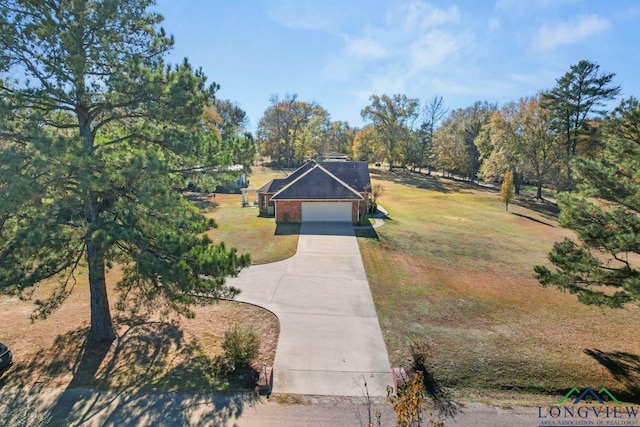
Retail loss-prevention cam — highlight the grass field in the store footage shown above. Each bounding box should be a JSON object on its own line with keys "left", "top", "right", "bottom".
{"left": 359, "top": 169, "right": 640, "bottom": 403}
{"left": 197, "top": 166, "right": 300, "bottom": 265}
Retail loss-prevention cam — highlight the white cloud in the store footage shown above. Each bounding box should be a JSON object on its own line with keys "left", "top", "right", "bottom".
{"left": 505, "top": 68, "right": 559, "bottom": 91}
{"left": 532, "top": 14, "right": 610, "bottom": 50}
{"left": 369, "top": 73, "right": 409, "bottom": 96}
{"left": 384, "top": 1, "right": 460, "bottom": 32}
{"left": 268, "top": 0, "right": 342, "bottom": 32}
{"left": 494, "top": 0, "right": 581, "bottom": 15}
{"left": 344, "top": 36, "right": 388, "bottom": 59}
{"left": 408, "top": 29, "right": 471, "bottom": 72}
{"left": 335, "top": 1, "right": 469, "bottom": 96}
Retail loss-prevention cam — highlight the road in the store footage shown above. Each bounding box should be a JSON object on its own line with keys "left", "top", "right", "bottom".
{"left": 0, "top": 385, "right": 542, "bottom": 426}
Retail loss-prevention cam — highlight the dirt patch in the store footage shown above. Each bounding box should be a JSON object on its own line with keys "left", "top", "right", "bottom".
{"left": 179, "top": 301, "right": 279, "bottom": 371}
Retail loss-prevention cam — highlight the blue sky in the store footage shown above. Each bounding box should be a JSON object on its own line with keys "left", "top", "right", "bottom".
{"left": 153, "top": 0, "right": 640, "bottom": 130}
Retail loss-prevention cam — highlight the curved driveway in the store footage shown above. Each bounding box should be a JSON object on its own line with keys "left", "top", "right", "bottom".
{"left": 227, "top": 222, "right": 394, "bottom": 396}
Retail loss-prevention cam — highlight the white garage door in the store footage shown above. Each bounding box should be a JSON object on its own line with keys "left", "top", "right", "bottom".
{"left": 301, "top": 202, "right": 352, "bottom": 222}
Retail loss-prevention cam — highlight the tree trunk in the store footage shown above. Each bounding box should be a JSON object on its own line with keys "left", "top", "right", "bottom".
{"left": 76, "top": 85, "right": 115, "bottom": 343}
{"left": 86, "top": 235, "right": 116, "bottom": 343}
{"left": 536, "top": 181, "right": 543, "bottom": 199}
{"left": 388, "top": 137, "right": 395, "bottom": 171}
{"left": 565, "top": 125, "right": 574, "bottom": 191}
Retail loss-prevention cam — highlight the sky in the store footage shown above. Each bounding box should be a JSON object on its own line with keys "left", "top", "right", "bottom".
{"left": 153, "top": 0, "right": 640, "bottom": 131}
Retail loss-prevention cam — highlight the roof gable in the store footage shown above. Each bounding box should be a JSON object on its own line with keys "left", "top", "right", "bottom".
{"left": 257, "top": 160, "right": 371, "bottom": 197}
{"left": 271, "top": 164, "right": 364, "bottom": 200}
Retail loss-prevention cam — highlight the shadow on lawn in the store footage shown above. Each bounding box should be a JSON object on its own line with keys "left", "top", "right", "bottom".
{"left": 511, "top": 195, "right": 560, "bottom": 221}
{"left": 419, "top": 365, "right": 459, "bottom": 419}
{"left": 371, "top": 169, "right": 453, "bottom": 193}
{"left": 0, "top": 319, "right": 259, "bottom": 427}
{"left": 585, "top": 349, "right": 640, "bottom": 403}
{"left": 511, "top": 212, "right": 555, "bottom": 227}
{"left": 184, "top": 192, "right": 219, "bottom": 212}
{"left": 274, "top": 223, "right": 301, "bottom": 236}
{"left": 354, "top": 225, "right": 379, "bottom": 239}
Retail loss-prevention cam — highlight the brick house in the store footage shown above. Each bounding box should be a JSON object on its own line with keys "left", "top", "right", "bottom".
{"left": 257, "top": 160, "right": 371, "bottom": 224}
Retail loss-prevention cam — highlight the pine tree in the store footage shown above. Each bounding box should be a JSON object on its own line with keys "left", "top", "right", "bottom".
{"left": 0, "top": 0, "right": 250, "bottom": 343}
{"left": 541, "top": 60, "right": 620, "bottom": 190}
{"left": 534, "top": 98, "right": 640, "bottom": 307}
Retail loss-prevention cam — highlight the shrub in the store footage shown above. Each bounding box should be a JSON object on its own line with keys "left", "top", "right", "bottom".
{"left": 387, "top": 371, "right": 427, "bottom": 427}
{"left": 221, "top": 325, "right": 260, "bottom": 370}
{"left": 409, "top": 337, "right": 432, "bottom": 369}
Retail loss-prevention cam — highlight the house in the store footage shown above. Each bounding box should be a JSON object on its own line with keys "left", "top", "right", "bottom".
{"left": 257, "top": 160, "right": 371, "bottom": 224}
{"left": 190, "top": 164, "right": 248, "bottom": 192}
{"left": 315, "top": 152, "right": 349, "bottom": 162}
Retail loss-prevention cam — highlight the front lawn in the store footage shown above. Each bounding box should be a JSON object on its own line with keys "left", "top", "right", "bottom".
{"left": 0, "top": 268, "right": 279, "bottom": 397}
{"left": 197, "top": 167, "right": 300, "bottom": 265}
{"left": 359, "top": 169, "right": 640, "bottom": 403}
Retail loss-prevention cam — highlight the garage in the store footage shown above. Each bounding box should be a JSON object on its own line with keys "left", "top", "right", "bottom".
{"left": 301, "top": 202, "right": 352, "bottom": 222}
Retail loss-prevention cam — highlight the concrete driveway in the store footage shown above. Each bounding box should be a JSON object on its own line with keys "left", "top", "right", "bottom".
{"left": 227, "top": 222, "right": 394, "bottom": 397}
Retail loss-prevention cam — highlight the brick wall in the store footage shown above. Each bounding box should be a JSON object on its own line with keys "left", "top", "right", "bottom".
{"left": 356, "top": 200, "right": 366, "bottom": 224}
{"left": 276, "top": 200, "right": 302, "bottom": 223}
{"left": 351, "top": 201, "right": 359, "bottom": 223}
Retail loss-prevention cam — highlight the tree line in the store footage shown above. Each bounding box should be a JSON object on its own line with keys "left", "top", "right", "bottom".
{"left": 257, "top": 60, "right": 620, "bottom": 199}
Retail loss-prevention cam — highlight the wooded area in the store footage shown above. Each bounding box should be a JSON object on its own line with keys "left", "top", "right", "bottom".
{"left": 256, "top": 61, "right": 620, "bottom": 199}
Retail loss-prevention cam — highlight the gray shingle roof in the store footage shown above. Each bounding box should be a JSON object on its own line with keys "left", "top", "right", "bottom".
{"left": 320, "top": 161, "right": 371, "bottom": 192}
{"left": 257, "top": 161, "right": 318, "bottom": 194}
{"left": 256, "top": 178, "right": 285, "bottom": 193}
{"left": 259, "top": 160, "right": 370, "bottom": 200}
{"left": 271, "top": 163, "right": 364, "bottom": 200}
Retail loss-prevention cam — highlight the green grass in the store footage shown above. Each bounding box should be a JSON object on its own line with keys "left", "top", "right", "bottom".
{"left": 196, "top": 167, "right": 299, "bottom": 265}
{"left": 520, "top": 184, "right": 560, "bottom": 200}
{"left": 360, "top": 170, "right": 640, "bottom": 403}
